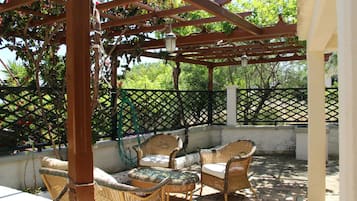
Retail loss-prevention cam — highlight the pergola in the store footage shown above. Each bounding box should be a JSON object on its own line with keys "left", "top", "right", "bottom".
{"left": 0, "top": 0, "right": 307, "bottom": 200}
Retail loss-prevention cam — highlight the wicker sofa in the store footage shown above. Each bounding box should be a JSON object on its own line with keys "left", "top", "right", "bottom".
{"left": 199, "top": 140, "right": 257, "bottom": 201}
{"left": 40, "top": 157, "right": 169, "bottom": 201}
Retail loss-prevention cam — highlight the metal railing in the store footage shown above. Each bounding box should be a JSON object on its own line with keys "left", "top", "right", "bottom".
{"left": 0, "top": 86, "right": 338, "bottom": 154}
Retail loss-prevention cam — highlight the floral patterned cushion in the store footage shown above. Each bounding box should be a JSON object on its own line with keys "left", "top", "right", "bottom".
{"left": 128, "top": 167, "right": 199, "bottom": 185}
{"left": 139, "top": 155, "right": 170, "bottom": 168}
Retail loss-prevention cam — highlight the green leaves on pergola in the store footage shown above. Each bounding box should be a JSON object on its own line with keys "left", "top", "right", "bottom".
{"left": 0, "top": 0, "right": 305, "bottom": 67}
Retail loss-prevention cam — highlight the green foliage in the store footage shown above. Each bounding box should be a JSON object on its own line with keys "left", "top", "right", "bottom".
{"left": 179, "top": 63, "right": 208, "bottom": 90}
{"left": 123, "top": 60, "right": 307, "bottom": 90}
{"left": 232, "top": 0, "right": 297, "bottom": 26}
{"left": 1, "top": 61, "right": 32, "bottom": 86}
{"left": 121, "top": 62, "right": 173, "bottom": 89}
{"left": 214, "top": 61, "right": 306, "bottom": 90}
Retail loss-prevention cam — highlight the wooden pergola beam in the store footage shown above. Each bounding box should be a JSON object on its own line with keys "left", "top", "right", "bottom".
{"left": 102, "top": 5, "right": 196, "bottom": 29}
{"left": 102, "top": 0, "right": 228, "bottom": 29}
{"left": 0, "top": 0, "right": 37, "bottom": 13}
{"left": 115, "top": 24, "right": 296, "bottom": 52}
{"left": 17, "top": 8, "right": 48, "bottom": 17}
{"left": 214, "top": 54, "right": 306, "bottom": 67}
{"left": 184, "top": 0, "right": 262, "bottom": 35}
{"left": 96, "top": 0, "right": 138, "bottom": 11}
{"left": 109, "top": 11, "right": 252, "bottom": 36}
{"left": 180, "top": 44, "right": 303, "bottom": 57}
{"left": 29, "top": 0, "right": 138, "bottom": 28}
{"left": 182, "top": 45, "right": 304, "bottom": 58}
{"left": 140, "top": 51, "right": 214, "bottom": 66}
{"left": 30, "top": 13, "right": 66, "bottom": 27}
{"left": 177, "top": 41, "right": 301, "bottom": 54}
{"left": 189, "top": 49, "right": 302, "bottom": 60}
{"left": 133, "top": 2, "right": 185, "bottom": 22}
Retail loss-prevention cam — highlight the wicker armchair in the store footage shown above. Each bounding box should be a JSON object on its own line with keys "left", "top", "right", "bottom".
{"left": 133, "top": 133, "right": 183, "bottom": 169}
{"left": 40, "top": 157, "right": 169, "bottom": 201}
{"left": 199, "top": 140, "right": 256, "bottom": 201}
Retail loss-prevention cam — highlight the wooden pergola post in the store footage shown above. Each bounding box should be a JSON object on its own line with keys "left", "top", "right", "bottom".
{"left": 173, "top": 62, "right": 181, "bottom": 90}
{"left": 111, "top": 53, "right": 119, "bottom": 140}
{"left": 208, "top": 66, "right": 214, "bottom": 91}
{"left": 66, "top": 0, "right": 94, "bottom": 200}
{"left": 208, "top": 66, "right": 214, "bottom": 125}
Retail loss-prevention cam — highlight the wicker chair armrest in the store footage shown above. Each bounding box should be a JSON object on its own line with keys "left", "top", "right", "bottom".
{"left": 169, "top": 147, "right": 181, "bottom": 157}
{"left": 168, "top": 148, "right": 181, "bottom": 168}
{"left": 132, "top": 145, "right": 143, "bottom": 158}
{"left": 244, "top": 145, "right": 256, "bottom": 158}
{"left": 39, "top": 167, "right": 68, "bottom": 177}
{"left": 225, "top": 155, "right": 251, "bottom": 177}
{"left": 226, "top": 155, "right": 249, "bottom": 165}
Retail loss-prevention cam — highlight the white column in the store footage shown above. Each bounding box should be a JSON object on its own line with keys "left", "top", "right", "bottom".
{"left": 226, "top": 86, "right": 237, "bottom": 126}
{"left": 337, "top": 0, "right": 357, "bottom": 200}
{"left": 307, "top": 51, "right": 326, "bottom": 201}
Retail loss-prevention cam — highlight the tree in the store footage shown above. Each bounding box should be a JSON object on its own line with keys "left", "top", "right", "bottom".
{"left": 121, "top": 62, "right": 173, "bottom": 89}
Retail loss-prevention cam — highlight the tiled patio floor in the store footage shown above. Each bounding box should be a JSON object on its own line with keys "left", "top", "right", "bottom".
{"left": 113, "top": 155, "right": 339, "bottom": 201}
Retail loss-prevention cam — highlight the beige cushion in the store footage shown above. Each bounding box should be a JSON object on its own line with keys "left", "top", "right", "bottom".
{"left": 139, "top": 155, "right": 171, "bottom": 168}
{"left": 94, "top": 167, "right": 117, "bottom": 184}
{"left": 41, "top": 157, "right": 68, "bottom": 170}
{"left": 41, "top": 157, "right": 117, "bottom": 184}
{"left": 202, "top": 163, "right": 226, "bottom": 179}
{"left": 202, "top": 163, "right": 245, "bottom": 179}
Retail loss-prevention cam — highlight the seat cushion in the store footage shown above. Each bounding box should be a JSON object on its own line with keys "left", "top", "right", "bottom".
{"left": 42, "top": 157, "right": 117, "bottom": 184}
{"left": 94, "top": 167, "right": 117, "bottom": 184}
{"left": 139, "top": 155, "right": 170, "bottom": 168}
{"left": 201, "top": 163, "right": 226, "bottom": 179}
{"left": 41, "top": 157, "right": 68, "bottom": 170}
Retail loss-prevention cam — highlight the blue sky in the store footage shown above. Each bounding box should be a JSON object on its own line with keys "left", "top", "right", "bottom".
{"left": 0, "top": 48, "right": 17, "bottom": 80}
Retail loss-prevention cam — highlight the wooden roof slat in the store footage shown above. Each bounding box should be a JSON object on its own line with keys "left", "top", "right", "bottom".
{"left": 115, "top": 24, "right": 296, "bottom": 52}
{"left": 29, "top": 0, "right": 138, "bottom": 28}
{"left": 96, "top": 0, "right": 139, "bottom": 11}
{"left": 102, "top": 5, "right": 197, "bottom": 29}
{"left": 141, "top": 51, "right": 214, "bottom": 66}
{"left": 109, "top": 11, "right": 251, "bottom": 36}
{"left": 99, "top": 11, "right": 122, "bottom": 20}
{"left": 177, "top": 41, "right": 294, "bottom": 52}
{"left": 178, "top": 42, "right": 302, "bottom": 55}
{"left": 133, "top": 2, "right": 185, "bottom": 22}
{"left": 189, "top": 49, "right": 302, "bottom": 60}
{"left": 0, "top": 0, "right": 37, "bottom": 13}
{"left": 30, "top": 13, "right": 66, "bottom": 27}
{"left": 184, "top": 0, "right": 262, "bottom": 35}
{"left": 17, "top": 8, "right": 48, "bottom": 17}
{"left": 214, "top": 54, "right": 306, "bottom": 67}
{"left": 102, "top": 0, "right": 228, "bottom": 30}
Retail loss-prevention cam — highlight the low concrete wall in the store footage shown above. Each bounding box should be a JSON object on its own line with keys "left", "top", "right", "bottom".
{"left": 221, "top": 124, "right": 339, "bottom": 159}
{"left": 0, "top": 125, "right": 221, "bottom": 190}
{"left": 221, "top": 125, "right": 296, "bottom": 155}
{"left": 0, "top": 124, "right": 338, "bottom": 189}
{"left": 0, "top": 149, "right": 66, "bottom": 190}
{"left": 295, "top": 124, "right": 339, "bottom": 160}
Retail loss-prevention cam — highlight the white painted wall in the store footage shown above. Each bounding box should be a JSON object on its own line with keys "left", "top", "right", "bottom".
{"left": 0, "top": 124, "right": 339, "bottom": 190}
{"left": 221, "top": 125, "right": 296, "bottom": 154}
{"left": 0, "top": 149, "right": 66, "bottom": 190}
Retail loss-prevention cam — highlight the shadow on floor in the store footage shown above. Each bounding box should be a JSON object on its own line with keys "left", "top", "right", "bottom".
{"left": 112, "top": 155, "right": 339, "bottom": 201}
